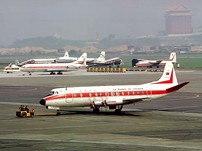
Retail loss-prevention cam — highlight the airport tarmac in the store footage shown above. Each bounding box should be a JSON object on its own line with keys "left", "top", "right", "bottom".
{"left": 0, "top": 69, "right": 202, "bottom": 151}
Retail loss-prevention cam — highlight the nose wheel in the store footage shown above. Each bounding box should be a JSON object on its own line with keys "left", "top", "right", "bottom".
{"left": 93, "top": 107, "right": 100, "bottom": 113}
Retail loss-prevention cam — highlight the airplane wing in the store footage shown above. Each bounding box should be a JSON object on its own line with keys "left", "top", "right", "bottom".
{"left": 147, "top": 60, "right": 163, "bottom": 67}
{"left": 148, "top": 60, "right": 162, "bottom": 64}
{"left": 105, "top": 97, "right": 148, "bottom": 106}
{"left": 122, "top": 97, "right": 148, "bottom": 104}
{"left": 46, "top": 68, "right": 70, "bottom": 72}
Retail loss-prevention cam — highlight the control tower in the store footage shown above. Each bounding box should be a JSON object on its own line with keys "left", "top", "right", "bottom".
{"left": 165, "top": 4, "right": 192, "bottom": 35}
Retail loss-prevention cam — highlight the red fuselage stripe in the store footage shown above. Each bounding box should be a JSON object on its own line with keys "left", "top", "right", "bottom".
{"left": 24, "top": 66, "right": 67, "bottom": 69}
{"left": 44, "top": 90, "right": 167, "bottom": 101}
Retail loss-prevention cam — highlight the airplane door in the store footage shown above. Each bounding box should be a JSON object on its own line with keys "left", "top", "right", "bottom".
{"left": 146, "top": 87, "right": 152, "bottom": 99}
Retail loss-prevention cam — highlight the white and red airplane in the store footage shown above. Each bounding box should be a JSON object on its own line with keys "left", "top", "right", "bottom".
{"left": 40, "top": 62, "right": 189, "bottom": 115}
{"left": 20, "top": 53, "right": 87, "bottom": 75}
{"left": 132, "top": 52, "right": 177, "bottom": 68}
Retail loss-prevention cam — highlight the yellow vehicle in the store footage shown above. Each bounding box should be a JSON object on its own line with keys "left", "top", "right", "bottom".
{"left": 16, "top": 106, "right": 35, "bottom": 118}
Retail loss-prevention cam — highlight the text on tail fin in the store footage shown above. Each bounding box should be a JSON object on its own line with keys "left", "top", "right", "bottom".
{"left": 153, "top": 62, "right": 178, "bottom": 85}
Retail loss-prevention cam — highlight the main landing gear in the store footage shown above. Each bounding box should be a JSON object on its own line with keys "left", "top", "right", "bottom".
{"left": 50, "top": 72, "right": 63, "bottom": 75}
{"left": 114, "top": 105, "right": 123, "bottom": 114}
{"left": 90, "top": 101, "right": 124, "bottom": 114}
{"left": 56, "top": 110, "right": 61, "bottom": 116}
{"left": 90, "top": 102, "right": 100, "bottom": 113}
{"left": 93, "top": 107, "right": 100, "bottom": 113}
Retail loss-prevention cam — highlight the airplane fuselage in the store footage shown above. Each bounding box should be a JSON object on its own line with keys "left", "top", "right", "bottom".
{"left": 40, "top": 62, "right": 188, "bottom": 114}
{"left": 41, "top": 84, "right": 168, "bottom": 108}
{"left": 20, "top": 63, "right": 85, "bottom": 72}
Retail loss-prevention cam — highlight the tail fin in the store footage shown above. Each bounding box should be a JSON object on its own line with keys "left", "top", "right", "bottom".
{"left": 15, "top": 60, "right": 20, "bottom": 65}
{"left": 73, "top": 53, "right": 87, "bottom": 65}
{"left": 168, "top": 52, "right": 176, "bottom": 63}
{"left": 63, "top": 51, "right": 69, "bottom": 58}
{"left": 96, "top": 51, "right": 105, "bottom": 62}
{"left": 152, "top": 62, "right": 178, "bottom": 86}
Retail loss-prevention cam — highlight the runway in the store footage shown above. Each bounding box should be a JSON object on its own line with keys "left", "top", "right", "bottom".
{"left": 0, "top": 69, "right": 202, "bottom": 150}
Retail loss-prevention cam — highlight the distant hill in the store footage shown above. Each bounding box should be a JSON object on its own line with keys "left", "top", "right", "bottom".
{"left": 10, "top": 36, "right": 86, "bottom": 49}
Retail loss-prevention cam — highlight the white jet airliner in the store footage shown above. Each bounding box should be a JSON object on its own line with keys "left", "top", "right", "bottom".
{"left": 40, "top": 62, "right": 189, "bottom": 115}
{"left": 56, "top": 51, "right": 105, "bottom": 64}
{"left": 132, "top": 52, "right": 177, "bottom": 68}
{"left": 20, "top": 53, "right": 87, "bottom": 75}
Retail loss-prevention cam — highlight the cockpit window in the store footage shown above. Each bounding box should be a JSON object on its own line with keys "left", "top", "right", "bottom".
{"left": 47, "top": 91, "right": 58, "bottom": 96}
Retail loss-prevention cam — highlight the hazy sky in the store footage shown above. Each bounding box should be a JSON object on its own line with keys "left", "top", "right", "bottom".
{"left": 0, "top": 0, "right": 202, "bottom": 46}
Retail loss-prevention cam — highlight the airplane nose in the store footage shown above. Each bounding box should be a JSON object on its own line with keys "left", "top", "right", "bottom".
{"left": 39, "top": 99, "right": 46, "bottom": 106}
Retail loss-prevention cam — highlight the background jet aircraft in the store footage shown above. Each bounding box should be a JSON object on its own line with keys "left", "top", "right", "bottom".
{"left": 56, "top": 51, "right": 104, "bottom": 64}
{"left": 16, "top": 51, "right": 82, "bottom": 66}
{"left": 17, "top": 58, "right": 56, "bottom": 67}
{"left": 87, "top": 51, "right": 123, "bottom": 67}
{"left": 20, "top": 53, "right": 87, "bottom": 75}
{"left": 56, "top": 51, "right": 77, "bottom": 63}
{"left": 40, "top": 62, "right": 188, "bottom": 115}
{"left": 132, "top": 52, "right": 176, "bottom": 68}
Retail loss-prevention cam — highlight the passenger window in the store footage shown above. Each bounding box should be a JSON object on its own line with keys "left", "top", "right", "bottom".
{"left": 73, "top": 93, "right": 76, "bottom": 97}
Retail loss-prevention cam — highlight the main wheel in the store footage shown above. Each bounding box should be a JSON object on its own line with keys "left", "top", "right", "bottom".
{"left": 93, "top": 108, "right": 100, "bottom": 113}
{"left": 56, "top": 110, "right": 61, "bottom": 116}
{"left": 115, "top": 109, "right": 122, "bottom": 114}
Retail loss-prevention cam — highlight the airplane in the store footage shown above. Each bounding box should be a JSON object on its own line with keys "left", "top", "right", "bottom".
{"left": 56, "top": 51, "right": 77, "bottom": 63}
{"left": 132, "top": 52, "right": 177, "bottom": 68}
{"left": 20, "top": 53, "right": 87, "bottom": 75}
{"left": 3, "top": 63, "right": 20, "bottom": 73}
{"left": 39, "top": 62, "right": 189, "bottom": 115}
{"left": 56, "top": 51, "right": 104, "bottom": 64}
{"left": 87, "top": 51, "right": 123, "bottom": 67}
{"left": 16, "top": 51, "right": 78, "bottom": 66}
{"left": 17, "top": 58, "right": 56, "bottom": 67}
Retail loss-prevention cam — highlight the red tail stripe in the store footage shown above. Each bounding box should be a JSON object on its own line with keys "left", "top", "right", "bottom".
{"left": 153, "top": 69, "right": 173, "bottom": 84}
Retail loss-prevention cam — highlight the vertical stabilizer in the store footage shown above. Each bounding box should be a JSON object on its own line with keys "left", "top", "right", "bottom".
{"left": 168, "top": 52, "right": 176, "bottom": 63}
{"left": 96, "top": 51, "right": 105, "bottom": 62}
{"left": 63, "top": 51, "right": 69, "bottom": 58}
{"left": 152, "top": 62, "right": 178, "bottom": 86}
{"left": 73, "top": 53, "right": 87, "bottom": 65}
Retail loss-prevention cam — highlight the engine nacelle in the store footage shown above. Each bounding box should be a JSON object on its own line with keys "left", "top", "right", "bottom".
{"left": 106, "top": 98, "right": 123, "bottom": 105}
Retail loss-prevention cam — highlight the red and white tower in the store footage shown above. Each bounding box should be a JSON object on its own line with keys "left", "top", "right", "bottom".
{"left": 165, "top": 4, "right": 192, "bottom": 35}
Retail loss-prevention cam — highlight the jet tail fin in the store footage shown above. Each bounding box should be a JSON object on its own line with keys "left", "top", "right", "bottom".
{"left": 168, "top": 52, "right": 177, "bottom": 63}
{"left": 73, "top": 53, "right": 87, "bottom": 65}
{"left": 63, "top": 51, "right": 69, "bottom": 58}
{"left": 152, "top": 62, "right": 178, "bottom": 85}
{"left": 96, "top": 51, "right": 105, "bottom": 62}
{"left": 15, "top": 60, "right": 20, "bottom": 65}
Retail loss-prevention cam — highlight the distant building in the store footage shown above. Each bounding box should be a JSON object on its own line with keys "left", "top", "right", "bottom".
{"left": 165, "top": 4, "right": 192, "bottom": 35}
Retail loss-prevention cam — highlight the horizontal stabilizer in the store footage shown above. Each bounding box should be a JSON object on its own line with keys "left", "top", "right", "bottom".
{"left": 166, "top": 82, "right": 189, "bottom": 93}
